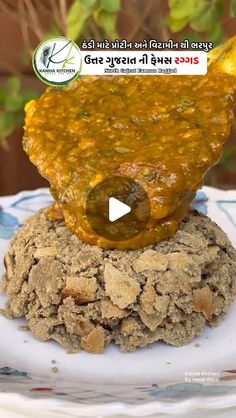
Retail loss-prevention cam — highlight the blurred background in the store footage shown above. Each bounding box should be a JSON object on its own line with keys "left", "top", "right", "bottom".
{"left": 0, "top": 0, "right": 236, "bottom": 195}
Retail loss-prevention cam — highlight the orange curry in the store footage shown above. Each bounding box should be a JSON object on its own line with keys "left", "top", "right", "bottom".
{"left": 23, "top": 54, "right": 236, "bottom": 249}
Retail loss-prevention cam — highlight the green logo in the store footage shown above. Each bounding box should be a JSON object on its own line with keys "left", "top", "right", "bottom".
{"left": 32, "top": 36, "right": 82, "bottom": 87}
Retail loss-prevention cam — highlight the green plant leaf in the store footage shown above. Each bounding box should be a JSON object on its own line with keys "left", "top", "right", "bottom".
{"left": 100, "top": 0, "right": 121, "bottom": 13}
{"left": 94, "top": 9, "right": 118, "bottom": 38}
{"left": 21, "top": 90, "right": 38, "bottom": 103}
{"left": 81, "top": 0, "right": 97, "bottom": 6}
{"left": 230, "top": 0, "right": 236, "bottom": 16}
{"left": 0, "top": 112, "right": 16, "bottom": 139}
{"left": 169, "top": 0, "right": 202, "bottom": 19}
{"left": 219, "top": 143, "right": 236, "bottom": 174}
{"left": 5, "top": 96, "right": 24, "bottom": 112}
{"left": 178, "top": 31, "right": 203, "bottom": 42}
{"left": 207, "top": 21, "right": 225, "bottom": 44}
{"left": 220, "top": 144, "right": 236, "bottom": 163}
{"left": 6, "top": 76, "right": 21, "bottom": 96}
{"left": 66, "top": 0, "right": 92, "bottom": 41}
{"left": 14, "top": 113, "right": 24, "bottom": 126}
{"left": 190, "top": 0, "right": 224, "bottom": 32}
{"left": 221, "top": 160, "right": 236, "bottom": 173}
{"left": 166, "top": 15, "right": 188, "bottom": 32}
{"left": 47, "top": 22, "right": 61, "bottom": 37}
{"left": 169, "top": 0, "right": 180, "bottom": 7}
{"left": 0, "top": 76, "right": 39, "bottom": 147}
{"left": 0, "top": 87, "right": 6, "bottom": 106}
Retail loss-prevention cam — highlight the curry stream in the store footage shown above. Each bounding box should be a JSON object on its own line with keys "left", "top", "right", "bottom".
{"left": 23, "top": 71, "right": 236, "bottom": 249}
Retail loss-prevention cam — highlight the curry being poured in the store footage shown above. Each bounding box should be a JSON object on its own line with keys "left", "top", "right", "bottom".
{"left": 23, "top": 37, "right": 236, "bottom": 249}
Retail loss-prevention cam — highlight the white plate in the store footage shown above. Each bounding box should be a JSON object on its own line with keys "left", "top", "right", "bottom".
{"left": 0, "top": 187, "right": 236, "bottom": 417}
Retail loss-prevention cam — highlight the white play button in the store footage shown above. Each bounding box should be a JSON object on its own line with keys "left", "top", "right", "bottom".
{"left": 108, "top": 197, "right": 131, "bottom": 222}
{"left": 86, "top": 176, "right": 151, "bottom": 242}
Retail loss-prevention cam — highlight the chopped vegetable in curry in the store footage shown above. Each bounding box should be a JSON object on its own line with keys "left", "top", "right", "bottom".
{"left": 23, "top": 40, "right": 236, "bottom": 249}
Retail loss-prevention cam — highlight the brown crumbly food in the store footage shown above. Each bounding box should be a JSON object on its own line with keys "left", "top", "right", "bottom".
{"left": 2, "top": 208, "right": 236, "bottom": 353}
{"left": 61, "top": 276, "right": 98, "bottom": 304}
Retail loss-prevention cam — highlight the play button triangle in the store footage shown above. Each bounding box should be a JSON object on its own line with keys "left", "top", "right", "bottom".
{"left": 108, "top": 197, "right": 131, "bottom": 222}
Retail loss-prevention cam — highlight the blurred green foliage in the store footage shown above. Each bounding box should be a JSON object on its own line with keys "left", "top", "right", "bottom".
{"left": 218, "top": 144, "right": 236, "bottom": 174}
{"left": 166, "top": 0, "right": 226, "bottom": 43}
{"left": 230, "top": 0, "right": 236, "bottom": 16}
{"left": 51, "top": 0, "right": 121, "bottom": 42}
{"left": 166, "top": 0, "right": 236, "bottom": 175}
{"left": 0, "top": 77, "right": 38, "bottom": 148}
{"left": 1, "top": 0, "right": 236, "bottom": 180}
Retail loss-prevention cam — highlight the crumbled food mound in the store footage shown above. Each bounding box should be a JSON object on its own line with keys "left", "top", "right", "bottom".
{"left": 23, "top": 72, "right": 236, "bottom": 250}
{"left": 2, "top": 209, "right": 236, "bottom": 353}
